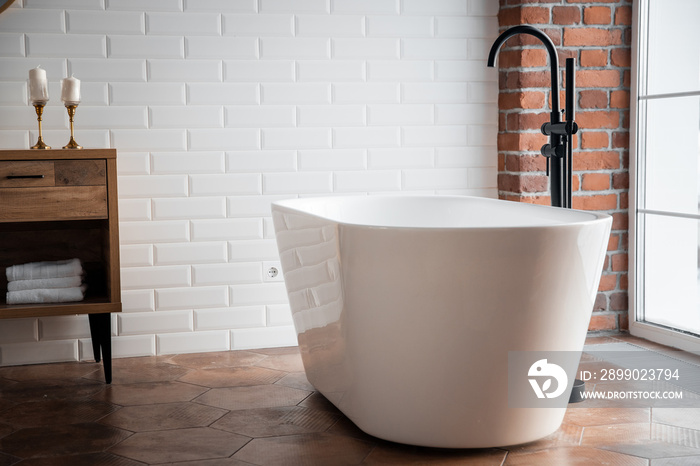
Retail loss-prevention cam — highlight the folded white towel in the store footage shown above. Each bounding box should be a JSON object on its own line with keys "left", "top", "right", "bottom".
{"left": 6, "top": 285, "right": 87, "bottom": 305}
{"left": 6, "top": 258, "right": 83, "bottom": 281}
{"left": 7, "top": 276, "right": 83, "bottom": 292}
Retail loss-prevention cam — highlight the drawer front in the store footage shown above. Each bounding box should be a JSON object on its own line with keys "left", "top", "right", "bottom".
{"left": 0, "top": 161, "right": 55, "bottom": 188}
{"left": 55, "top": 160, "right": 106, "bottom": 186}
{"left": 0, "top": 186, "right": 108, "bottom": 222}
{"left": 0, "top": 160, "right": 106, "bottom": 188}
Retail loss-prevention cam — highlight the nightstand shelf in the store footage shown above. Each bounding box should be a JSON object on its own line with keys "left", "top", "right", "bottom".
{"left": 0, "top": 149, "right": 121, "bottom": 383}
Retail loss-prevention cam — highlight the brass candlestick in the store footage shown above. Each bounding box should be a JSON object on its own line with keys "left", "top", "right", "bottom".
{"left": 30, "top": 101, "right": 51, "bottom": 149}
{"left": 63, "top": 103, "right": 82, "bottom": 149}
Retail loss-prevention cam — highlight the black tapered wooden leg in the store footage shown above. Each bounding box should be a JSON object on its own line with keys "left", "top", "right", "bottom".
{"left": 88, "top": 313, "right": 112, "bottom": 384}
{"left": 88, "top": 314, "right": 102, "bottom": 363}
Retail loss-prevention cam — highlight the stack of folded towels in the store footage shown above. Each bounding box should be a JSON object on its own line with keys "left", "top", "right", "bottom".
{"left": 5, "top": 258, "right": 86, "bottom": 305}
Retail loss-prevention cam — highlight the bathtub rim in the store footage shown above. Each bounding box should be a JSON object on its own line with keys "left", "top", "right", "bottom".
{"left": 271, "top": 194, "right": 612, "bottom": 231}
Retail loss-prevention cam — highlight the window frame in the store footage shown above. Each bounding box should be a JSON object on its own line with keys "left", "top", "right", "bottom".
{"left": 629, "top": 0, "right": 700, "bottom": 352}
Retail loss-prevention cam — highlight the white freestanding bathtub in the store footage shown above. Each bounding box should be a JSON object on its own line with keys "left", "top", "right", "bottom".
{"left": 271, "top": 195, "right": 612, "bottom": 448}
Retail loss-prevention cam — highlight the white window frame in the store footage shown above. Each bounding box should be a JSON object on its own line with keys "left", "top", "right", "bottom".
{"left": 629, "top": 0, "right": 700, "bottom": 352}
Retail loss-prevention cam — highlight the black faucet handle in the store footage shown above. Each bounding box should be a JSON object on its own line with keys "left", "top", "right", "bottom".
{"left": 541, "top": 143, "right": 566, "bottom": 159}
{"left": 565, "top": 57, "right": 575, "bottom": 123}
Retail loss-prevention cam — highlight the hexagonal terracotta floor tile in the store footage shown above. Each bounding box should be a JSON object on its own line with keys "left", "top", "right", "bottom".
{"left": 167, "top": 351, "right": 266, "bottom": 369}
{"left": 0, "top": 423, "right": 130, "bottom": 459}
{"left": 600, "top": 440, "right": 700, "bottom": 460}
{"left": 232, "top": 432, "right": 374, "bottom": 466}
{"left": 580, "top": 422, "right": 651, "bottom": 446}
{"left": 158, "top": 459, "right": 253, "bottom": 466}
{"left": 1, "top": 399, "right": 118, "bottom": 428}
{"left": 100, "top": 402, "right": 227, "bottom": 432}
{"left": 0, "top": 362, "right": 100, "bottom": 381}
{"left": 9, "top": 452, "right": 143, "bottom": 466}
{"left": 274, "top": 371, "right": 315, "bottom": 391}
{"left": 503, "top": 423, "right": 583, "bottom": 454}
{"left": 84, "top": 359, "right": 190, "bottom": 384}
{"left": 194, "top": 384, "right": 311, "bottom": 410}
{"left": 504, "top": 446, "right": 648, "bottom": 465}
{"left": 92, "top": 380, "right": 208, "bottom": 406}
{"left": 178, "top": 365, "right": 285, "bottom": 388}
{"left": 564, "top": 407, "right": 650, "bottom": 427}
{"left": 363, "top": 444, "right": 507, "bottom": 465}
{"left": 0, "top": 378, "right": 104, "bottom": 403}
{"left": 108, "top": 427, "right": 250, "bottom": 464}
{"left": 254, "top": 353, "right": 305, "bottom": 372}
{"left": 212, "top": 406, "right": 339, "bottom": 438}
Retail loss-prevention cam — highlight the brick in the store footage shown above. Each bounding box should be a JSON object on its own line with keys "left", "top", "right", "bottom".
{"left": 580, "top": 49, "right": 607, "bottom": 67}
{"left": 620, "top": 191, "right": 629, "bottom": 209}
{"left": 504, "top": 28, "right": 560, "bottom": 47}
{"left": 576, "top": 111, "right": 620, "bottom": 129}
{"left": 572, "top": 175, "right": 580, "bottom": 192}
{"left": 581, "top": 131, "right": 609, "bottom": 149}
{"left": 593, "top": 293, "right": 607, "bottom": 311}
{"left": 498, "top": 6, "right": 550, "bottom": 27}
{"left": 619, "top": 312, "right": 629, "bottom": 331}
{"left": 612, "top": 212, "right": 628, "bottom": 230}
{"left": 552, "top": 6, "right": 580, "bottom": 25}
{"left": 563, "top": 28, "right": 623, "bottom": 47}
{"left": 610, "top": 90, "right": 629, "bottom": 108}
{"left": 572, "top": 193, "right": 617, "bottom": 210}
{"left": 506, "top": 112, "right": 549, "bottom": 131}
{"left": 610, "top": 292, "right": 628, "bottom": 311}
{"left": 495, "top": 49, "right": 548, "bottom": 69}
{"left": 505, "top": 70, "right": 550, "bottom": 89}
{"left": 498, "top": 173, "right": 548, "bottom": 193}
{"left": 615, "top": 6, "right": 632, "bottom": 25}
{"left": 576, "top": 69, "right": 620, "bottom": 87}
{"left": 584, "top": 6, "right": 611, "bottom": 25}
{"left": 517, "top": 195, "right": 551, "bottom": 206}
{"left": 582, "top": 173, "right": 610, "bottom": 191}
{"left": 505, "top": 153, "right": 546, "bottom": 172}
{"left": 611, "top": 47, "right": 631, "bottom": 67}
{"left": 612, "top": 171, "right": 629, "bottom": 190}
{"left": 497, "top": 153, "right": 506, "bottom": 171}
{"left": 619, "top": 272, "right": 628, "bottom": 290}
{"left": 598, "top": 273, "right": 617, "bottom": 291}
{"left": 607, "top": 234, "right": 619, "bottom": 251}
{"left": 579, "top": 90, "right": 608, "bottom": 109}
{"left": 588, "top": 313, "right": 617, "bottom": 331}
{"left": 497, "top": 132, "right": 547, "bottom": 152}
{"left": 623, "top": 69, "right": 631, "bottom": 87}
{"left": 499, "top": 91, "right": 546, "bottom": 110}
{"left": 574, "top": 151, "right": 620, "bottom": 170}
{"left": 612, "top": 131, "right": 629, "bottom": 148}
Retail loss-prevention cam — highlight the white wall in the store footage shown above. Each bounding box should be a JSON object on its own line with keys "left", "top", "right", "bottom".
{"left": 0, "top": 0, "right": 498, "bottom": 364}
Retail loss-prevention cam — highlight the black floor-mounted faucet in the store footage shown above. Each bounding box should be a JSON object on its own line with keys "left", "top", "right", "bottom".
{"left": 487, "top": 25, "right": 578, "bottom": 209}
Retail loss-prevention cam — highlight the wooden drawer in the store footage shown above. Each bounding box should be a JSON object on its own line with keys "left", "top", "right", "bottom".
{"left": 0, "top": 160, "right": 106, "bottom": 188}
{"left": 0, "top": 160, "right": 108, "bottom": 222}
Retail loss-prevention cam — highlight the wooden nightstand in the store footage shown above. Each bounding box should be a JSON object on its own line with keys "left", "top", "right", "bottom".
{"left": 0, "top": 148, "right": 121, "bottom": 383}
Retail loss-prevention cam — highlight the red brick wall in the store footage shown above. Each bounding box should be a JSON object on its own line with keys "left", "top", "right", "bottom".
{"left": 495, "top": 1, "right": 632, "bottom": 332}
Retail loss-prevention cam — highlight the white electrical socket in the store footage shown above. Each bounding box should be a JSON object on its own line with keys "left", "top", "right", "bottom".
{"left": 263, "top": 261, "right": 284, "bottom": 282}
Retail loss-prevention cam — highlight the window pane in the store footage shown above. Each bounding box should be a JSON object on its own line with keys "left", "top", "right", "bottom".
{"left": 641, "top": 213, "right": 700, "bottom": 334}
{"left": 646, "top": 0, "right": 700, "bottom": 95}
{"left": 643, "top": 96, "right": 700, "bottom": 214}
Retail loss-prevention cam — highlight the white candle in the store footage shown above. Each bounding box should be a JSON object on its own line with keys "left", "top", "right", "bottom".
{"left": 28, "top": 66, "right": 49, "bottom": 103}
{"left": 61, "top": 75, "right": 81, "bottom": 104}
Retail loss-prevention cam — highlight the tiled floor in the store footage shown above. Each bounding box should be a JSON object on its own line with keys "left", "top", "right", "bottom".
{"left": 0, "top": 334, "right": 699, "bottom": 465}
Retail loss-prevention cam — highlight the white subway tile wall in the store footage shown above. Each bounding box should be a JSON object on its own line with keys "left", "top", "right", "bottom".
{"left": 0, "top": 0, "right": 498, "bottom": 364}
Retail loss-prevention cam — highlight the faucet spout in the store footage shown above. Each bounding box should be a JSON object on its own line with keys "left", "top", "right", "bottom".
{"left": 487, "top": 25, "right": 578, "bottom": 210}
{"left": 487, "top": 25, "right": 560, "bottom": 116}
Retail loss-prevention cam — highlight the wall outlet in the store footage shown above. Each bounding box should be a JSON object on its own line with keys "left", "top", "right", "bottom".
{"left": 263, "top": 261, "right": 284, "bottom": 282}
